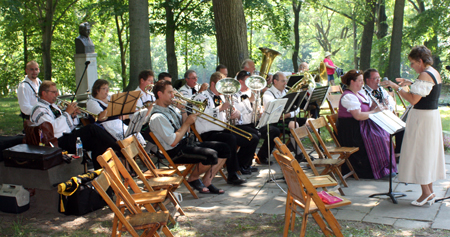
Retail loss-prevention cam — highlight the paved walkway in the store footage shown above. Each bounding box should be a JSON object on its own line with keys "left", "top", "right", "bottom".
{"left": 176, "top": 154, "right": 450, "bottom": 231}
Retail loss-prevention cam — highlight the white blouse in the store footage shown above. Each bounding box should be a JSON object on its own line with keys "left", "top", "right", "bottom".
{"left": 340, "top": 92, "right": 369, "bottom": 112}
{"left": 410, "top": 79, "right": 434, "bottom": 97}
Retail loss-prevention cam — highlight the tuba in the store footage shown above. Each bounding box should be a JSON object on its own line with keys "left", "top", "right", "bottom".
{"left": 286, "top": 72, "right": 316, "bottom": 94}
{"left": 258, "top": 47, "right": 281, "bottom": 80}
{"left": 215, "top": 78, "right": 241, "bottom": 125}
{"left": 245, "top": 75, "right": 267, "bottom": 125}
{"left": 309, "top": 62, "right": 327, "bottom": 84}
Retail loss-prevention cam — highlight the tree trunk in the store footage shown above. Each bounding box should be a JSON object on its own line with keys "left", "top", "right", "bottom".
{"left": 360, "top": 0, "right": 376, "bottom": 71}
{"left": 387, "top": 0, "right": 405, "bottom": 80}
{"left": 377, "top": 0, "right": 389, "bottom": 74}
{"left": 115, "top": 14, "right": 127, "bottom": 90}
{"left": 212, "top": 0, "right": 248, "bottom": 77}
{"left": 292, "top": 1, "right": 302, "bottom": 72}
{"left": 42, "top": 0, "right": 54, "bottom": 81}
{"left": 352, "top": 18, "right": 358, "bottom": 69}
{"left": 165, "top": 3, "right": 178, "bottom": 80}
{"left": 23, "top": 28, "right": 28, "bottom": 71}
{"left": 127, "top": 0, "right": 151, "bottom": 91}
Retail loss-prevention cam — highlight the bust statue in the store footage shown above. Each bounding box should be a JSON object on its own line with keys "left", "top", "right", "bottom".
{"left": 75, "top": 22, "right": 95, "bottom": 54}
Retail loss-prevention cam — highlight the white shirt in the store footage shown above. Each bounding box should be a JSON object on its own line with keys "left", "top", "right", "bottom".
{"left": 363, "top": 85, "right": 395, "bottom": 112}
{"left": 262, "top": 86, "right": 299, "bottom": 118}
{"left": 192, "top": 89, "right": 227, "bottom": 134}
{"left": 232, "top": 90, "right": 253, "bottom": 125}
{"left": 30, "top": 98, "right": 79, "bottom": 138}
{"left": 178, "top": 84, "right": 201, "bottom": 99}
{"left": 148, "top": 105, "right": 183, "bottom": 151}
{"left": 17, "top": 76, "right": 42, "bottom": 116}
{"left": 135, "top": 86, "right": 155, "bottom": 109}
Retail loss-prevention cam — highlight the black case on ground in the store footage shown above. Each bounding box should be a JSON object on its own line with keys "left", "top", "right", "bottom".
{"left": 0, "top": 135, "right": 24, "bottom": 162}
{"left": 2, "top": 144, "right": 63, "bottom": 170}
{"left": 58, "top": 182, "right": 108, "bottom": 216}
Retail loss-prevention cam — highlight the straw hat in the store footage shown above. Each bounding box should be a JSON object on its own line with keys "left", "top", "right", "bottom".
{"left": 325, "top": 52, "right": 332, "bottom": 57}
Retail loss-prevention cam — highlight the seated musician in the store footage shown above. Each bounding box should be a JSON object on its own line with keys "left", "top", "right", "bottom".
{"left": 149, "top": 80, "right": 230, "bottom": 194}
{"left": 30, "top": 80, "right": 121, "bottom": 169}
{"left": 86, "top": 79, "right": 145, "bottom": 144}
{"left": 234, "top": 70, "right": 281, "bottom": 165}
{"left": 135, "top": 69, "right": 156, "bottom": 114}
{"left": 215, "top": 64, "right": 228, "bottom": 77}
{"left": 192, "top": 72, "right": 254, "bottom": 182}
{"left": 337, "top": 70, "right": 397, "bottom": 179}
{"left": 262, "top": 72, "right": 307, "bottom": 160}
{"left": 158, "top": 72, "right": 172, "bottom": 82}
{"left": 178, "top": 70, "right": 208, "bottom": 99}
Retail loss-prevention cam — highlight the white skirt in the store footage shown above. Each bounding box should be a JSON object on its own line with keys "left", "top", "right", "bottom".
{"left": 397, "top": 108, "right": 446, "bottom": 184}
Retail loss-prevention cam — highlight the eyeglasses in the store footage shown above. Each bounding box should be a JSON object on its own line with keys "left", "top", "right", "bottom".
{"left": 47, "top": 90, "right": 58, "bottom": 94}
{"left": 188, "top": 77, "right": 198, "bottom": 80}
{"left": 370, "top": 77, "right": 381, "bottom": 80}
{"left": 100, "top": 87, "right": 109, "bottom": 91}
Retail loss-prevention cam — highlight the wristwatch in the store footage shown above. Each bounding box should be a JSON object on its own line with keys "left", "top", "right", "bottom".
{"left": 397, "top": 87, "right": 403, "bottom": 92}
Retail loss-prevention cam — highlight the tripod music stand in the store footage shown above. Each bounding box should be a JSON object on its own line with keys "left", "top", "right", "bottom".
{"left": 368, "top": 111, "right": 407, "bottom": 204}
{"left": 106, "top": 90, "right": 141, "bottom": 138}
{"left": 257, "top": 98, "right": 287, "bottom": 183}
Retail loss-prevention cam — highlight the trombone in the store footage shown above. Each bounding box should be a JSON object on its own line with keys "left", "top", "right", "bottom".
{"left": 172, "top": 91, "right": 253, "bottom": 141}
{"left": 56, "top": 98, "right": 99, "bottom": 121}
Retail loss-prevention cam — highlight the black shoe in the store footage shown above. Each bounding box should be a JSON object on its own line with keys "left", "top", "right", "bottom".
{"left": 295, "top": 153, "right": 306, "bottom": 162}
{"left": 227, "top": 173, "right": 247, "bottom": 185}
{"left": 259, "top": 159, "right": 273, "bottom": 165}
{"left": 240, "top": 167, "right": 252, "bottom": 175}
{"left": 248, "top": 166, "right": 259, "bottom": 172}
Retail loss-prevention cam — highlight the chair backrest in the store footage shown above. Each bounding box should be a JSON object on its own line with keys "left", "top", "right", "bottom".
{"left": 149, "top": 132, "right": 177, "bottom": 168}
{"left": 190, "top": 124, "right": 203, "bottom": 142}
{"left": 92, "top": 172, "right": 140, "bottom": 236}
{"left": 308, "top": 117, "right": 341, "bottom": 151}
{"left": 118, "top": 135, "right": 158, "bottom": 171}
{"left": 326, "top": 113, "right": 339, "bottom": 136}
{"left": 273, "top": 150, "right": 308, "bottom": 206}
{"left": 288, "top": 127, "right": 323, "bottom": 176}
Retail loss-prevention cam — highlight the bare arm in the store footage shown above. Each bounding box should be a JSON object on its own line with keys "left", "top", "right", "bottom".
{"left": 349, "top": 108, "right": 380, "bottom": 121}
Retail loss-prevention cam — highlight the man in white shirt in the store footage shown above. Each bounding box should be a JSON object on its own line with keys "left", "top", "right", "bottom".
{"left": 362, "top": 68, "right": 395, "bottom": 112}
{"left": 215, "top": 64, "right": 228, "bottom": 77}
{"left": 192, "top": 72, "right": 252, "bottom": 182}
{"left": 178, "top": 70, "right": 208, "bottom": 99}
{"left": 233, "top": 70, "right": 280, "bottom": 165}
{"left": 17, "top": 61, "right": 42, "bottom": 119}
{"left": 135, "top": 69, "right": 156, "bottom": 112}
{"left": 30, "top": 81, "right": 121, "bottom": 170}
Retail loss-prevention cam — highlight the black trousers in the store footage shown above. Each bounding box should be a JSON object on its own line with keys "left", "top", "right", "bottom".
{"left": 166, "top": 139, "right": 230, "bottom": 166}
{"left": 201, "top": 128, "right": 258, "bottom": 172}
{"left": 58, "top": 124, "right": 121, "bottom": 170}
{"left": 236, "top": 124, "right": 280, "bottom": 162}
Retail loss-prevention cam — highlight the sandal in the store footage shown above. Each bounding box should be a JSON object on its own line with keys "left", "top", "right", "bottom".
{"left": 207, "top": 184, "right": 225, "bottom": 195}
{"left": 188, "top": 179, "right": 210, "bottom": 194}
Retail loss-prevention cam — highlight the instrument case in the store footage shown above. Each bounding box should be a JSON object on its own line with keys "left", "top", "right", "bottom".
{"left": 0, "top": 135, "right": 24, "bottom": 162}
{"left": 3, "top": 144, "right": 63, "bottom": 170}
{"left": 0, "top": 184, "right": 30, "bottom": 213}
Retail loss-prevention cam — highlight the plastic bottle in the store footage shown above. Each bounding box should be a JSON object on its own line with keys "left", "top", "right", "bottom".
{"left": 76, "top": 137, "right": 83, "bottom": 157}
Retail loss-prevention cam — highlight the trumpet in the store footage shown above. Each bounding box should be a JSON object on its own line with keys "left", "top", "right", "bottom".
{"left": 173, "top": 91, "right": 253, "bottom": 141}
{"left": 56, "top": 98, "right": 98, "bottom": 121}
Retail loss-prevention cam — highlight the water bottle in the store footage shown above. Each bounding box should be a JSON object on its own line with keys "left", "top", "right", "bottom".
{"left": 76, "top": 137, "right": 83, "bottom": 157}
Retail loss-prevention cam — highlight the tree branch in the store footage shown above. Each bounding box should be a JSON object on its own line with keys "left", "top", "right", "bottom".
{"left": 408, "top": 0, "right": 419, "bottom": 12}
{"left": 321, "top": 4, "right": 364, "bottom": 25}
{"left": 52, "top": 0, "right": 78, "bottom": 33}
{"left": 174, "top": 0, "right": 195, "bottom": 23}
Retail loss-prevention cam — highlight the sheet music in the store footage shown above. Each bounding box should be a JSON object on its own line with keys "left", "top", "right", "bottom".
{"left": 282, "top": 91, "right": 307, "bottom": 114}
{"left": 303, "top": 86, "right": 330, "bottom": 110}
{"left": 125, "top": 109, "right": 148, "bottom": 138}
{"left": 106, "top": 90, "right": 141, "bottom": 117}
{"left": 257, "top": 98, "right": 287, "bottom": 129}
{"left": 369, "top": 111, "right": 406, "bottom": 134}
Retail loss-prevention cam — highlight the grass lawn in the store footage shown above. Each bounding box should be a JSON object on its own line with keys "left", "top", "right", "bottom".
{"left": 0, "top": 98, "right": 24, "bottom": 135}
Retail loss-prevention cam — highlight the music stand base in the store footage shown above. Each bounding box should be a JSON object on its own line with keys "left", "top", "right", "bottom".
{"left": 435, "top": 196, "right": 450, "bottom": 203}
{"left": 369, "top": 192, "right": 407, "bottom": 204}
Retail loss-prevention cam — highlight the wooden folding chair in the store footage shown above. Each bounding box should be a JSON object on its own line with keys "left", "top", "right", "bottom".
{"left": 273, "top": 150, "right": 351, "bottom": 237}
{"left": 92, "top": 172, "right": 170, "bottom": 237}
{"left": 190, "top": 124, "right": 230, "bottom": 181}
{"left": 320, "top": 85, "right": 342, "bottom": 115}
{"left": 307, "top": 117, "right": 359, "bottom": 186}
{"left": 282, "top": 128, "right": 346, "bottom": 195}
{"left": 149, "top": 131, "right": 199, "bottom": 199}
{"left": 273, "top": 137, "right": 339, "bottom": 190}
{"left": 118, "top": 136, "right": 185, "bottom": 218}
{"left": 97, "top": 148, "right": 176, "bottom": 234}
{"left": 326, "top": 113, "right": 339, "bottom": 136}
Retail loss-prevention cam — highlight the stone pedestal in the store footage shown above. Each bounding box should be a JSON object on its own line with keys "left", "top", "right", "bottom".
{"left": 0, "top": 160, "right": 85, "bottom": 190}
{"left": 74, "top": 53, "right": 98, "bottom": 100}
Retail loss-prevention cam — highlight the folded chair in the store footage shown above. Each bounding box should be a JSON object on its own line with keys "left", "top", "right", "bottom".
{"left": 273, "top": 150, "right": 351, "bottom": 237}
{"left": 276, "top": 134, "right": 345, "bottom": 196}
{"left": 97, "top": 148, "right": 176, "bottom": 234}
{"left": 307, "top": 117, "right": 359, "bottom": 186}
{"left": 118, "top": 136, "right": 185, "bottom": 218}
{"left": 326, "top": 114, "right": 339, "bottom": 136}
{"left": 149, "top": 131, "right": 199, "bottom": 199}
{"left": 92, "top": 172, "right": 170, "bottom": 237}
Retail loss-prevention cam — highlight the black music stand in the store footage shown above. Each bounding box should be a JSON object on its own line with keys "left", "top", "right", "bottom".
{"left": 368, "top": 111, "right": 407, "bottom": 204}
{"left": 257, "top": 98, "right": 287, "bottom": 183}
{"left": 125, "top": 108, "right": 149, "bottom": 138}
{"left": 302, "top": 86, "right": 329, "bottom": 112}
{"left": 280, "top": 91, "right": 307, "bottom": 141}
{"left": 106, "top": 91, "right": 141, "bottom": 138}
{"left": 287, "top": 75, "right": 304, "bottom": 88}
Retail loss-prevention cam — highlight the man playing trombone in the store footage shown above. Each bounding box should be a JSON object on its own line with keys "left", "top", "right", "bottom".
{"left": 30, "top": 80, "right": 122, "bottom": 169}
{"left": 234, "top": 70, "right": 281, "bottom": 165}
{"left": 192, "top": 72, "right": 256, "bottom": 182}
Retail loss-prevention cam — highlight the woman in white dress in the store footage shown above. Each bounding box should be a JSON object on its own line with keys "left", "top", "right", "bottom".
{"left": 382, "top": 45, "right": 445, "bottom": 206}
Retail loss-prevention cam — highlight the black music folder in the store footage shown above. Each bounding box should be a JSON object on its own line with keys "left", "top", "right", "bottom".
{"left": 369, "top": 111, "right": 406, "bottom": 134}
{"left": 287, "top": 75, "right": 304, "bottom": 88}
{"left": 106, "top": 91, "right": 141, "bottom": 117}
{"left": 302, "top": 86, "right": 329, "bottom": 111}
{"left": 282, "top": 91, "right": 307, "bottom": 114}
